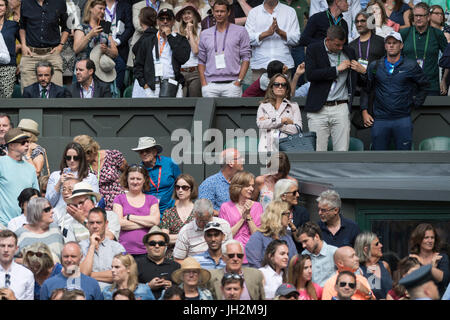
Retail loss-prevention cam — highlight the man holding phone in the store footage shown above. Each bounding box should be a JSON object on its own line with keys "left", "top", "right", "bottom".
{"left": 135, "top": 226, "right": 180, "bottom": 299}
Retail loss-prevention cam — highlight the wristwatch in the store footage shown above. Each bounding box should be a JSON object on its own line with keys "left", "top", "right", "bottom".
{"left": 127, "top": 214, "right": 130, "bottom": 221}
{"left": 83, "top": 218, "right": 88, "bottom": 227}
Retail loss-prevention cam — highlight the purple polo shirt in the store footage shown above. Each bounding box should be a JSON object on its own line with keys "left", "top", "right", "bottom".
{"left": 198, "top": 23, "right": 251, "bottom": 83}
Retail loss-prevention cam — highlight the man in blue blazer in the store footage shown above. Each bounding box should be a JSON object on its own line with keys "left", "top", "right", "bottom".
{"left": 305, "top": 25, "right": 365, "bottom": 151}
{"left": 22, "top": 61, "right": 70, "bottom": 98}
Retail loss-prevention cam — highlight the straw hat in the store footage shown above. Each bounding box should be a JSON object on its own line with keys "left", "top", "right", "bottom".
{"left": 171, "top": 257, "right": 211, "bottom": 285}
{"left": 131, "top": 137, "right": 163, "bottom": 153}
{"left": 66, "top": 181, "right": 101, "bottom": 203}
{"left": 142, "top": 225, "right": 170, "bottom": 245}
{"left": 4, "top": 128, "right": 30, "bottom": 145}
{"left": 90, "top": 44, "right": 117, "bottom": 83}
{"left": 18, "top": 119, "right": 40, "bottom": 136}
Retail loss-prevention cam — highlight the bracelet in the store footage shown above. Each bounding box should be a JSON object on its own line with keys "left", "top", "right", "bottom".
{"left": 126, "top": 214, "right": 130, "bottom": 221}
{"left": 59, "top": 43, "right": 65, "bottom": 46}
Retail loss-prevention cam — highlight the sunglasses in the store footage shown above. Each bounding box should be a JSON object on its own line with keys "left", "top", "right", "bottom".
{"left": 16, "top": 140, "right": 30, "bottom": 145}
{"left": 284, "top": 190, "right": 299, "bottom": 196}
{"left": 205, "top": 222, "right": 221, "bottom": 229}
{"left": 227, "top": 253, "right": 244, "bottom": 259}
{"left": 273, "top": 82, "right": 287, "bottom": 88}
{"left": 282, "top": 292, "right": 299, "bottom": 299}
{"left": 338, "top": 281, "right": 356, "bottom": 289}
{"left": 281, "top": 211, "right": 291, "bottom": 216}
{"left": 147, "top": 240, "right": 167, "bottom": 247}
{"left": 158, "top": 16, "right": 172, "bottom": 21}
{"left": 175, "top": 185, "right": 191, "bottom": 191}
{"left": 26, "top": 251, "right": 44, "bottom": 258}
{"left": 43, "top": 206, "right": 52, "bottom": 213}
{"left": 223, "top": 273, "right": 243, "bottom": 280}
{"left": 65, "top": 155, "right": 81, "bottom": 161}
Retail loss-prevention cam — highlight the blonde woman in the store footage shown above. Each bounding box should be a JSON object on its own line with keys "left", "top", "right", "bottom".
{"left": 175, "top": 3, "right": 202, "bottom": 97}
{"left": 73, "top": 134, "right": 127, "bottom": 210}
{"left": 102, "top": 253, "right": 155, "bottom": 300}
{"left": 245, "top": 200, "right": 298, "bottom": 268}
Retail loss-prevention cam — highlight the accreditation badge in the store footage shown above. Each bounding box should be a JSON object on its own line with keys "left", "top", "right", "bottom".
{"left": 154, "top": 61, "right": 163, "bottom": 77}
{"left": 358, "top": 58, "right": 369, "bottom": 70}
{"left": 417, "top": 59, "right": 424, "bottom": 69}
{"left": 215, "top": 53, "right": 226, "bottom": 69}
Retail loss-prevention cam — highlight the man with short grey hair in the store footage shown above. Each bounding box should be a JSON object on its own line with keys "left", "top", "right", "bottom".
{"left": 316, "top": 189, "right": 359, "bottom": 248}
{"left": 22, "top": 61, "right": 70, "bottom": 98}
{"left": 173, "top": 199, "right": 232, "bottom": 263}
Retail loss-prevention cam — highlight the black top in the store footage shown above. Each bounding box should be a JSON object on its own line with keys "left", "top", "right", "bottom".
{"left": 233, "top": 0, "right": 263, "bottom": 19}
{"left": 292, "top": 205, "right": 310, "bottom": 253}
{"left": 299, "top": 10, "right": 349, "bottom": 47}
{"left": 20, "top": 0, "right": 69, "bottom": 48}
{"left": 135, "top": 255, "right": 180, "bottom": 299}
{"left": 349, "top": 33, "right": 386, "bottom": 64}
{"left": 318, "top": 215, "right": 360, "bottom": 248}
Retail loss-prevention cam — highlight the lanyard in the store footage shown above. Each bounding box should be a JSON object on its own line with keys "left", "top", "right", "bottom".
{"left": 413, "top": 27, "right": 430, "bottom": 61}
{"left": 358, "top": 37, "right": 371, "bottom": 60}
{"left": 326, "top": 10, "right": 342, "bottom": 27}
{"left": 89, "top": 151, "right": 101, "bottom": 179}
{"left": 157, "top": 32, "right": 167, "bottom": 57}
{"left": 80, "top": 81, "right": 95, "bottom": 98}
{"left": 105, "top": 2, "right": 117, "bottom": 25}
{"left": 148, "top": 156, "right": 162, "bottom": 194}
{"left": 337, "top": 52, "right": 341, "bottom": 65}
{"left": 214, "top": 24, "right": 230, "bottom": 53}
{"left": 146, "top": 0, "right": 159, "bottom": 11}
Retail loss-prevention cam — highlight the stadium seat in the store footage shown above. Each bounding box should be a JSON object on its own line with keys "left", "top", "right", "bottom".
{"left": 328, "top": 137, "right": 364, "bottom": 151}
{"left": 12, "top": 84, "right": 22, "bottom": 98}
{"left": 418, "top": 136, "right": 450, "bottom": 151}
{"left": 123, "top": 85, "right": 133, "bottom": 98}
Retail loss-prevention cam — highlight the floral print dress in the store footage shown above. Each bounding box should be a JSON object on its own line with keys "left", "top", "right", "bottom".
{"left": 160, "top": 206, "right": 195, "bottom": 258}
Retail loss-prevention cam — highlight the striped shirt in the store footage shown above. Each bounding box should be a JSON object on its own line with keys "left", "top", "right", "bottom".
{"left": 16, "top": 223, "right": 65, "bottom": 263}
{"left": 173, "top": 217, "right": 232, "bottom": 260}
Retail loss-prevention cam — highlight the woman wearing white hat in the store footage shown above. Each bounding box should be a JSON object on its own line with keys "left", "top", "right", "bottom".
{"left": 171, "top": 257, "right": 213, "bottom": 300}
{"left": 17, "top": 119, "right": 45, "bottom": 177}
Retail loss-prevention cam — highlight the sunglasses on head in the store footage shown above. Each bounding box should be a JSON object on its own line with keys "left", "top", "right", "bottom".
{"left": 205, "top": 222, "right": 221, "bottom": 229}
{"left": 65, "top": 155, "right": 81, "bottom": 161}
{"left": 338, "top": 281, "right": 356, "bottom": 289}
{"left": 175, "top": 185, "right": 191, "bottom": 191}
{"left": 147, "top": 240, "right": 167, "bottom": 247}
{"left": 227, "top": 253, "right": 244, "bottom": 259}
{"left": 26, "top": 251, "right": 44, "bottom": 258}
{"left": 272, "top": 82, "right": 287, "bottom": 88}
{"left": 223, "top": 273, "right": 243, "bottom": 280}
{"left": 43, "top": 206, "right": 52, "bottom": 213}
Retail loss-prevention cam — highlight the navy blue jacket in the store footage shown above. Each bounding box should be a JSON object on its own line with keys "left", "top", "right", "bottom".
{"left": 114, "top": 0, "right": 134, "bottom": 63}
{"left": 361, "top": 56, "right": 429, "bottom": 120}
{"left": 318, "top": 215, "right": 360, "bottom": 248}
{"left": 0, "top": 20, "right": 19, "bottom": 66}
{"left": 22, "top": 82, "right": 71, "bottom": 98}
{"left": 299, "top": 10, "right": 349, "bottom": 47}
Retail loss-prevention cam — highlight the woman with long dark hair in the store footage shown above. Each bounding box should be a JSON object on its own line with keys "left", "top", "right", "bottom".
{"left": 287, "top": 254, "right": 322, "bottom": 300}
{"left": 258, "top": 239, "right": 289, "bottom": 299}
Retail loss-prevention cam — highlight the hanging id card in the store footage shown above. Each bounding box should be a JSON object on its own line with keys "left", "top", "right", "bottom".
{"left": 358, "top": 58, "right": 369, "bottom": 70}
{"left": 416, "top": 59, "right": 424, "bottom": 69}
{"left": 155, "top": 61, "right": 163, "bottom": 77}
{"left": 215, "top": 53, "right": 226, "bottom": 69}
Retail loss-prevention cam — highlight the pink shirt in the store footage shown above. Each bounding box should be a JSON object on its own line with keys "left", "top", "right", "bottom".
{"left": 219, "top": 201, "right": 263, "bottom": 264}
{"left": 298, "top": 282, "right": 323, "bottom": 300}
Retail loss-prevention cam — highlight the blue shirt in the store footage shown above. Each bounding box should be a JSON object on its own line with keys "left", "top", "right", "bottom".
{"left": 193, "top": 251, "right": 226, "bottom": 270}
{"left": 40, "top": 272, "right": 104, "bottom": 300}
{"left": 34, "top": 263, "right": 63, "bottom": 300}
{"left": 318, "top": 215, "right": 360, "bottom": 248}
{"left": 198, "top": 171, "right": 230, "bottom": 211}
{"left": 442, "top": 283, "right": 450, "bottom": 300}
{"left": 245, "top": 231, "right": 298, "bottom": 269}
{"left": 0, "top": 155, "right": 39, "bottom": 226}
{"left": 142, "top": 155, "right": 181, "bottom": 216}
{"left": 302, "top": 241, "right": 338, "bottom": 287}
{"left": 102, "top": 283, "right": 155, "bottom": 300}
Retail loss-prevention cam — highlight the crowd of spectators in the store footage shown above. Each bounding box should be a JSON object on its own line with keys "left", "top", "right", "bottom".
{"left": 0, "top": 0, "right": 449, "bottom": 302}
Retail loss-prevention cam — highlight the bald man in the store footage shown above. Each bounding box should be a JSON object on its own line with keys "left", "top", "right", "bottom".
{"left": 40, "top": 242, "right": 103, "bottom": 300}
{"left": 321, "top": 246, "right": 375, "bottom": 300}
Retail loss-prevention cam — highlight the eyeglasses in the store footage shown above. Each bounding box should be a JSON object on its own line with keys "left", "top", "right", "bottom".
{"left": 74, "top": 198, "right": 89, "bottom": 207}
{"left": 175, "top": 185, "right": 191, "bottom": 191}
{"left": 147, "top": 240, "right": 167, "bottom": 247}
{"left": 43, "top": 206, "right": 52, "bottom": 213}
{"left": 272, "top": 82, "right": 287, "bottom": 88}
{"left": 205, "top": 222, "right": 221, "bottom": 229}
{"left": 431, "top": 11, "right": 444, "bottom": 16}
{"left": 223, "top": 273, "right": 243, "bottom": 280}
{"left": 227, "top": 253, "right": 244, "bottom": 259}
{"left": 16, "top": 140, "right": 29, "bottom": 145}
{"left": 284, "top": 190, "right": 299, "bottom": 196}
{"left": 414, "top": 13, "right": 428, "bottom": 18}
{"left": 4, "top": 273, "right": 10, "bottom": 288}
{"left": 65, "top": 155, "right": 81, "bottom": 161}
{"left": 355, "top": 19, "right": 367, "bottom": 24}
{"left": 318, "top": 207, "right": 336, "bottom": 213}
{"left": 338, "top": 281, "right": 356, "bottom": 289}
{"left": 26, "top": 251, "right": 44, "bottom": 258}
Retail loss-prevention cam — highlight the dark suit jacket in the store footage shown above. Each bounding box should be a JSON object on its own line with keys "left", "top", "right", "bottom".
{"left": 115, "top": 0, "right": 134, "bottom": 63}
{"left": 68, "top": 78, "right": 112, "bottom": 98}
{"left": 206, "top": 267, "right": 265, "bottom": 300}
{"left": 305, "top": 40, "right": 357, "bottom": 113}
{"left": 22, "top": 82, "right": 70, "bottom": 98}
